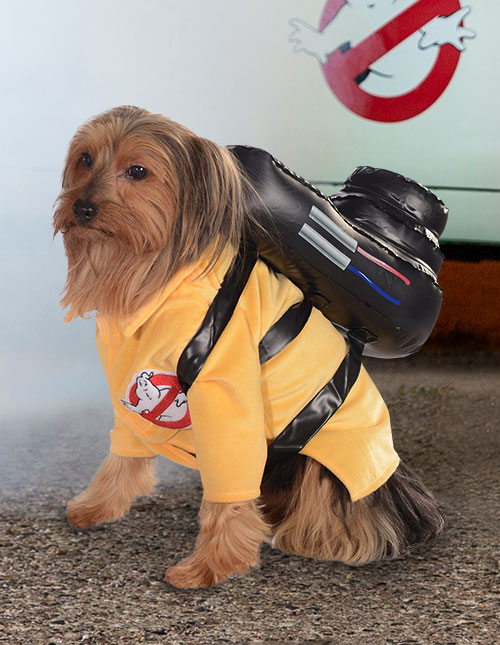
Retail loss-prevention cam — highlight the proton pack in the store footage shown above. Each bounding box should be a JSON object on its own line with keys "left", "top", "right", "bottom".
{"left": 176, "top": 147, "right": 448, "bottom": 460}
{"left": 229, "top": 146, "right": 448, "bottom": 359}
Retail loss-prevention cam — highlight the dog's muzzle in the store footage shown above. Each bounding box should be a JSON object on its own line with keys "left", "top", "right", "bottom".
{"left": 72, "top": 199, "right": 99, "bottom": 224}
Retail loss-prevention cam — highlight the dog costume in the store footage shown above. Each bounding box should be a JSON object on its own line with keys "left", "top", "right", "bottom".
{"left": 97, "top": 245, "right": 399, "bottom": 504}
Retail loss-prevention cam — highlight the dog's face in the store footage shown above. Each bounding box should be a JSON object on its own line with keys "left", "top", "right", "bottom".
{"left": 54, "top": 106, "right": 247, "bottom": 319}
{"left": 54, "top": 106, "right": 182, "bottom": 260}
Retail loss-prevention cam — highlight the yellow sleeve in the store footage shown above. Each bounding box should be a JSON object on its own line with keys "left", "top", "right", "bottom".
{"left": 186, "top": 307, "right": 267, "bottom": 503}
{"left": 109, "top": 412, "right": 156, "bottom": 458}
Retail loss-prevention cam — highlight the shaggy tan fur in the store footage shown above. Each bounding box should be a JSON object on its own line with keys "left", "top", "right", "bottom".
{"left": 53, "top": 106, "right": 258, "bottom": 320}
{"left": 165, "top": 500, "right": 271, "bottom": 588}
{"left": 67, "top": 454, "right": 157, "bottom": 528}
{"left": 270, "top": 458, "right": 402, "bottom": 564}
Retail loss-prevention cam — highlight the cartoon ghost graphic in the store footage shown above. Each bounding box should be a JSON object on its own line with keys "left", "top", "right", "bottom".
{"left": 289, "top": 0, "right": 475, "bottom": 114}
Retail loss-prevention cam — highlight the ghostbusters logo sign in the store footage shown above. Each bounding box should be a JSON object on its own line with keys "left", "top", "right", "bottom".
{"left": 120, "top": 370, "right": 191, "bottom": 429}
{"left": 289, "top": 0, "right": 476, "bottom": 122}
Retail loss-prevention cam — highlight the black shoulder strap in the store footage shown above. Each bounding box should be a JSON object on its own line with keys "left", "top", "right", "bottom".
{"left": 177, "top": 240, "right": 258, "bottom": 393}
{"left": 258, "top": 298, "right": 312, "bottom": 364}
{"left": 177, "top": 240, "right": 367, "bottom": 463}
{"left": 177, "top": 240, "right": 315, "bottom": 393}
{"left": 266, "top": 331, "right": 366, "bottom": 463}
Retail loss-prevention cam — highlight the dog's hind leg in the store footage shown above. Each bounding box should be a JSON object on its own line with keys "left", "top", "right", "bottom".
{"left": 269, "top": 457, "right": 402, "bottom": 563}
{"left": 67, "top": 454, "right": 157, "bottom": 528}
{"left": 262, "top": 456, "right": 443, "bottom": 565}
{"left": 165, "top": 499, "right": 271, "bottom": 588}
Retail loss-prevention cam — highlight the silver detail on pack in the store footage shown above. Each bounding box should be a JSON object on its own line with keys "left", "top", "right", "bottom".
{"left": 298, "top": 224, "right": 350, "bottom": 270}
{"left": 268, "top": 150, "right": 440, "bottom": 279}
{"left": 308, "top": 205, "right": 358, "bottom": 252}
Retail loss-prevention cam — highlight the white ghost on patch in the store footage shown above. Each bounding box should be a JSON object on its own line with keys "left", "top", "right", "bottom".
{"left": 120, "top": 371, "right": 188, "bottom": 423}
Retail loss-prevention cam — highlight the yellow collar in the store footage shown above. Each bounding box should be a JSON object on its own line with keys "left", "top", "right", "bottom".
{"left": 120, "top": 261, "right": 199, "bottom": 337}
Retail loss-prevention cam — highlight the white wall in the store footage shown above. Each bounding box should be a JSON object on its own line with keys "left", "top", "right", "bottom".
{"left": 0, "top": 0, "right": 497, "bottom": 420}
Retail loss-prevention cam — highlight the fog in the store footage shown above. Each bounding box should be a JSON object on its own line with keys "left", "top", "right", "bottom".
{"left": 2, "top": 197, "right": 106, "bottom": 416}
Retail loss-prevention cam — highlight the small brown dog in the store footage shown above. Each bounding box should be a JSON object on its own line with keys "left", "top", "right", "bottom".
{"left": 54, "top": 106, "right": 443, "bottom": 588}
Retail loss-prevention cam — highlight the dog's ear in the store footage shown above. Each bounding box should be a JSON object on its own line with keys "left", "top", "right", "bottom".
{"left": 154, "top": 129, "right": 250, "bottom": 272}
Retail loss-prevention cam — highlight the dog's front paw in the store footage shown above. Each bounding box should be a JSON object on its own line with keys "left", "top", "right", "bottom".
{"left": 67, "top": 497, "right": 125, "bottom": 529}
{"left": 165, "top": 551, "right": 251, "bottom": 588}
{"left": 165, "top": 558, "right": 218, "bottom": 589}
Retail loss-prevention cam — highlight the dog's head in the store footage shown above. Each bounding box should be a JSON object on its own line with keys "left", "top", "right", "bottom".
{"left": 54, "top": 106, "right": 250, "bottom": 319}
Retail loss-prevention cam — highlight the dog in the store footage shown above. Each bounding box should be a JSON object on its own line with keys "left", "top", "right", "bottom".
{"left": 53, "top": 106, "right": 444, "bottom": 588}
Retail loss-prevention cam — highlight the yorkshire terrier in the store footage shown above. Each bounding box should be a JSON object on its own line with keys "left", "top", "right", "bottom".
{"left": 54, "top": 106, "right": 443, "bottom": 588}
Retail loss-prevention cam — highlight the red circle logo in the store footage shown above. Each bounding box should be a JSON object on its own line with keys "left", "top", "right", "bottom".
{"left": 319, "top": 0, "right": 463, "bottom": 122}
{"left": 122, "top": 370, "right": 191, "bottom": 429}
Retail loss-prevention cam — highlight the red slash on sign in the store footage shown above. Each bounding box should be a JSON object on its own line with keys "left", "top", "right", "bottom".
{"left": 320, "top": 0, "right": 462, "bottom": 122}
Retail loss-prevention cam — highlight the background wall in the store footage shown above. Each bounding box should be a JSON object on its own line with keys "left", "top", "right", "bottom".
{"left": 0, "top": 0, "right": 497, "bottom": 420}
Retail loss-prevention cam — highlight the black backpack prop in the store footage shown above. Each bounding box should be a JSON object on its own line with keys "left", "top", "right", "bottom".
{"left": 230, "top": 146, "right": 448, "bottom": 359}
{"left": 177, "top": 146, "right": 448, "bottom": 461}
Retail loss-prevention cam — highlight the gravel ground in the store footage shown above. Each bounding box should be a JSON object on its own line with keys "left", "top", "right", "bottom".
{"left": 1, "top": 351, "right": 499, "bottom": 644}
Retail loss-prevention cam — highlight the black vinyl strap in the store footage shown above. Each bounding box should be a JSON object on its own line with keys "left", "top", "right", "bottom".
{"left": 258, "top": 298, "right": 313, "bottom": 364}
{"left": 178, "top": 241, "right": 315, "bottom": 392}
{"left": 266, "top": 331, "right": 365, "bottom": 463}
{"left": 177, "top": 240, "right": 258, "bottom": 392}
{"left": 177, "top": 237, "right": 366, "bottom": 462}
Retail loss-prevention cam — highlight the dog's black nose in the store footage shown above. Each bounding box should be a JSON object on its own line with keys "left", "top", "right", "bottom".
{"left": 72, "top": 199, "right": 99, "bottom": 224}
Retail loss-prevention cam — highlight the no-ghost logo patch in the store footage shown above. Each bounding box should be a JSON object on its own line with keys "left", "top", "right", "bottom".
{"left": 120, "top": 370, "right": 191, "bottom": 429}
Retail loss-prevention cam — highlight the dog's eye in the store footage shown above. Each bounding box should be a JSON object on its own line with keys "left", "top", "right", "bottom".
{"left": 125, "top": 165, "right": 148, "bottom": 181}
{"left": 81, "top": 152, "right": 93, "bottom": 169}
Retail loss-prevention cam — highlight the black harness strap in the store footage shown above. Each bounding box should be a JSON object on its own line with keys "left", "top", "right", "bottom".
{"left": 177, "top": 241, "right": 258, "bottom": 393}
{"left": 177, "top": 241, "right": 314, "bottom": 392}
{"left": 177, "top": 238, "right": 366, "bottom": 462}
{"left": 258, "top": 298, "right": 313, "bottom": 364}
{"left": 266, "top": 331, "right": 365, "bottom": 463}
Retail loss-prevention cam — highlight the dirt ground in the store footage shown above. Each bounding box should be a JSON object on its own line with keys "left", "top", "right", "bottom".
{"left": 1, "top": 350, "right": 499, "bottom": 644}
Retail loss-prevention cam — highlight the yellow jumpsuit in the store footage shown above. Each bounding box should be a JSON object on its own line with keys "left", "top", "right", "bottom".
{"left": 96, "top": 247, "right": 399, "bottom": 503}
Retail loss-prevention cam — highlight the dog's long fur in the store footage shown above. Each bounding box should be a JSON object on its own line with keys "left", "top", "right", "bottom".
{"left": 54, "top": 105, "right": 258, "bottom": 321}
{"left": 55, "top": 106, "right": 443, "bottom": 588}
